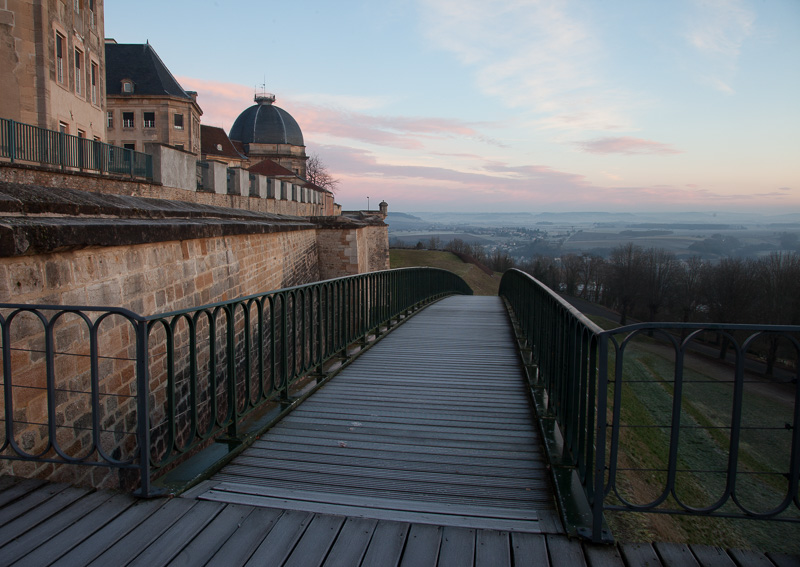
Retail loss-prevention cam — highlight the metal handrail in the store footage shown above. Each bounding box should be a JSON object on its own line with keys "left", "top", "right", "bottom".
{"left": 0, "top": 268, "right": 471, "bottom": 496}
{"left": 0, "top": 117, "right": 153, "bottom": 180}
{"left": 500, "top": 268, "right": 800, "bottom": 542}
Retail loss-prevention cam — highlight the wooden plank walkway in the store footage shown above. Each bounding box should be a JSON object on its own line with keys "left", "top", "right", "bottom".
{"left": 195, "top": 295, "right": 560, "bottom": 533}
{"left": 2, "top": 474, "right": 799, "bottom": 565}
{"left": 2, "top": 296, "right": 799, "bottom": 565}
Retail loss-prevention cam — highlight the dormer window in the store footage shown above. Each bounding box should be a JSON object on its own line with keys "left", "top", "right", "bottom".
{"left": 122, "top": 80, "right": 133, "bottom": 94}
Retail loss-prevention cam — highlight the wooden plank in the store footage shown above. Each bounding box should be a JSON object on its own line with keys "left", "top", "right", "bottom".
{"left": 437, "top": 526, "right": 475, "bottom": 567}
{"left": 127, "top": 500, "right": 224, "bottom": 567}
{"left": 689, "top": 545, "right": 737, "bottom": 567}
{"left": 0, "top": 478, "right": 47, "bottom": 509}
{"left": 85, "top": 498, "right": 197, "bottom": 567}
{"left": 655, "top": 542, "right": 701, "bottom": 567}
{"left": 546, "top": 534, "right": 587, "bottom": 567}
{"left": 0, "top": 485, "right": 89, "bottom": 546}
{"left": 0, "top": 489, "right": 113, "bottom": 563}
{"left": 399, "top": 524, "right": 442, "bottom": 567}
{"left": 282, "top": 514, "right": 346, "bottom": 567}
{"left": 246, "top": 442, "right": 546, "bottom": 472}
{"left": 0, "top": 482, "right": 68, "bottom": 528}
{"left": 12, "top": 493, "right": 137, "bottom": 567}
{"left": 208, "top": 482, "right": 542, "bottom": 521}
{"left": 242, "top": 510, "right": 314, "bottom": 567}
{"left": 242, "top": 445, "right": 546, "bottom": 477}
{"left": 510, "top": 532, "right": 550, "bottom": 567}
{"left": 620, "top": 542, "right": 662, "bottom": 567}
{"left": 258, "top": 432, "right": 541, "bottom": 462}
{"left": 53, "top": 497, "right": 166, "bottom": 566}
{"left": 583, "top": 543, "right": 625, "bottom": 567}
{"left": 199, "top": 488, "right": 544, "bottom": 533}
{"left": 203, "top": 507, "right": 283, "bottom": 567}
{"left": 767, "top": 553, "right": 800, "bottom": 567}
{"left": 321, "top": 517, "right": 378, "bottom": 567}
{"left": 228, "top": 455, "right": 545, "bottom": 490}
{"left": 726, "top": 548, "right": 775, "bottom": 567}
{"left": 213, "top": 467, "right": 551, "bottom": 506}
{"left": 476, "top": 530, "right": 511, "bottom": 567}
{"left": 165, "top": 504, "right": 255, "bottom": 567}
{"left": 360, "top": 520, "right": 410, "bottom": 567}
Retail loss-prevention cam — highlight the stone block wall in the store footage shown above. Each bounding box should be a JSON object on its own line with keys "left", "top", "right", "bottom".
{"left": 316, "top": 217, "right": 390, "bottom": 280}
{"left": 0, "top": 178, "right": 385, "bottom": 491}
{"left": 1, "top": 220, "right": 320, "bottom": 490}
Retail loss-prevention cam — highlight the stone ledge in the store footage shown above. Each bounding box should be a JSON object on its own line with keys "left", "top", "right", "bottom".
{"left": 0, "top": 181, "right": 306, "bottom": 222}
{"left": 0, "top": 217, "right": 314, "bottom": 256}
{"left": 0, "top": 181, "right": 318, "bottom": 256}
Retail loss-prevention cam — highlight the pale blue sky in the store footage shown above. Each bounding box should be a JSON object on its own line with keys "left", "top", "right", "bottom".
{"left": 105, "top": 0, "right": 800, "bottom": 213}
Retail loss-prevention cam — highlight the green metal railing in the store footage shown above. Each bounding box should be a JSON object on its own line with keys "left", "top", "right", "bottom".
{"left": 1, "top": 268, "right": 471, "bottom": 496}
{"left": 500, "top": 268, "right": 800, "bottom": 542}
{"left": 0, "top": 117, "right": 152, "bottom": 180}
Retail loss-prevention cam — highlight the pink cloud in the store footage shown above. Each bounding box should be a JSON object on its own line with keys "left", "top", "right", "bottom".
{"left": 178, "top": 76, "right": 497, "bottom": 149}
{"left": 577, "top": 136, "right": 682, "bottom": 155}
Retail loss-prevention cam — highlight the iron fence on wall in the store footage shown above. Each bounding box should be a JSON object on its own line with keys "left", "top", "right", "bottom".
{"left": 500, "top": 268, "right": 800, "bottom": 542}
{"left": 0, "top": 268, "right": 471, "bottom": 496}
{"left": 0, "top": 117, "right": 152, "bottom": 180}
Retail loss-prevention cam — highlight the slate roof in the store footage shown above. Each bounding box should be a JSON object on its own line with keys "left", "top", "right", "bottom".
{"left": 201, "top": 125, "right": 248, "bottom": 160}
{"left": 247, "top": 159, "right": 298, "bottom": 179}
{"left": 105, "top": 43, "right": 192, "bottom": 99}
{"left": 229, "top": 101, "right": 305, "bottom": 146}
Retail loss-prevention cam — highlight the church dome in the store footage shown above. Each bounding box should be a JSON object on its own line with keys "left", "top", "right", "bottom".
{"left": 229, "top": 93, "right": 304, "bottom": 146}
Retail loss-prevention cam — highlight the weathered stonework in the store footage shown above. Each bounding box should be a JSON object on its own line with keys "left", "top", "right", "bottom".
{"left": 0, "top": 178, "right": 386, "bottom": 490}
{"left": 0, "top": 162, "right": 335, "bottom": 217}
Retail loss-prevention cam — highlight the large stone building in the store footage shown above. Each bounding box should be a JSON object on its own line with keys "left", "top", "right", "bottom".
{"left": 229, "top": 92, "right": 307, "bottom": 178}
{"left": 104, "top": 41, "right": 202, "bottom": 155}
{"left": 0, "top": 0, "right": 106, "bottom": 140}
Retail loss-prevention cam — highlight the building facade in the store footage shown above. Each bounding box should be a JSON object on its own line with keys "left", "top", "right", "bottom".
{"left": 0, "top": 0, "right": 106, "bottom": 140}
{"left": 104, "top": 41, "right": 202, "bottom": 156}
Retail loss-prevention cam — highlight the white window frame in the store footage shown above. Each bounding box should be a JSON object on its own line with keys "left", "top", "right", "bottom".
{"left": 90, "top": 61, "right": 98, "bottom": 104}
{"left": 143, "top": 112, "right": 155, "bottom": 129}
{"left": 55, "top": 32, "right": 65, "bottom": 84}
{"left": 122, "top": 112, "right": 134, "bottom": 128}
{"left": 107, "top": 111, "right": 113, "bottom": 129}
{"left": 74, "top": 48, "right": 83, "bottom": 95}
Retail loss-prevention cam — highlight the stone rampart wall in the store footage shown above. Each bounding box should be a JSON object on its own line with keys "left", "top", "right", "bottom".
{"left": 1, "top": 226, "right": 320, "bottom": 490}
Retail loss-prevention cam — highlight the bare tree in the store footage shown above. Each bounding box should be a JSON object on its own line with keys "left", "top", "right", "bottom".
{"left": 305, "top": 154, "right": 340, "bottom": 194}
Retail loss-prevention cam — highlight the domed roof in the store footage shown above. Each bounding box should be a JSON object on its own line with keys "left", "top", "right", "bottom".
{"left": 229, "top": 93, "right": 304, "bottom": 147}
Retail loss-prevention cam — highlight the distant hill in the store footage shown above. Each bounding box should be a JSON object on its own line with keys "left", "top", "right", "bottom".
{"left": 389, "top": 249, "right": 500, "bottom": 296}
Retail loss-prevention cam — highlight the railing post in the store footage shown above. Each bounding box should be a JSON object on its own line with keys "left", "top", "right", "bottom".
{"left": 135, "top": 319, "right": 152, "bottom": 497}
{"left": 592, "top": 334, "right": 609, "bottom": 542}
{"left": 7, "top": 119, "right": 15, "bottom": 162}
{"left": 58, "top": 130, "right": 66, "bottom": 170}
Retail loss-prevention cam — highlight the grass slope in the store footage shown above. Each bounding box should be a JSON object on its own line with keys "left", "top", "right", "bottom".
{"left": 389, "top": 249, "right": 501, "bottom": 296}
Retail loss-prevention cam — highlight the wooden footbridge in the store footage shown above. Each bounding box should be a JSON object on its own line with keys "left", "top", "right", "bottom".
{"left": 2, "top": 292, "right": 798, "bottom": 566}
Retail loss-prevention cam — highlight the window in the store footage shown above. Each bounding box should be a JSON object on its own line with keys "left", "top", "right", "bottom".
{"left": 175, "top": 144, "right": 184, "bottom": 151}
{"left": 123, "top": 143, "right": 136, "bottom": 151}
{"left": 77, "top": 129, "right": 85, "bottom": 138}
{"left": 74, "top": 0, "right": 80, "bottom": 13}
{"left": 143, "top": 112, "right": 155, "bottom": 128}
{"left": 173, "top": 113, "right": 184, "bottom": 130}
{"left": 107, "top": 111, "right": 113, "bottom": 129}
{"left": 122, "top": 112, "right": 134, "bottom": 128}
{"left": 74, "top": 48, "right": 83, "bottom": 95}
{"left": 89, "top": 0, "right": 95, "bottom": 27}
{"left": 59, "top": 122, "right": 69, "bottom": 134}
{"left": 90, "top": 62, "right": 98, "bottom": 104}
{"left": 55, "top": 32, "right": 65, "bottom": 84}
{"left": 122, "top": 81, "right": 133, "bottom": 93}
